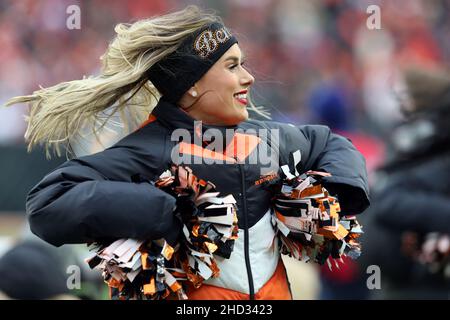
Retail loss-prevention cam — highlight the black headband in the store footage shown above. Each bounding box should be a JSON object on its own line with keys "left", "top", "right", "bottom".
{"left": 146, "top": 22, "right": 238, "bottom": 103}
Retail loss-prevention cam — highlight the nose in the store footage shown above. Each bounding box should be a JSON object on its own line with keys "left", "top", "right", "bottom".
{"left": 240, "top": 67, "right": 255, "bottom": 87}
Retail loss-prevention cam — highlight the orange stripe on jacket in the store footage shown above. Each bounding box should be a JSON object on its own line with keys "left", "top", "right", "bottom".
{"left": 225, "top": 133, "right": 261, "bottom": 162}
{"left": 178, "top": 133, "right": 261, "bottom": 163}
{"left": 185, "top": 260, "right": 292, "bottom": 300}
{"left": 139, "top": 114, "right": 157, "bottom": 129}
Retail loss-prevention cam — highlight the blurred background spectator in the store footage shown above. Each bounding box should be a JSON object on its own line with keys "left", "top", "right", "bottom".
{"left": 359, "top": 66, "right": 450, "bottom": 299}
{"left": 0, "top": 220, "right": 107, "bottom": 300}
{"left": 0, "top": 240, "right": 74, "bottom": 299}
{"left": 0, "top": 0, "right": 449, "bottom": 299}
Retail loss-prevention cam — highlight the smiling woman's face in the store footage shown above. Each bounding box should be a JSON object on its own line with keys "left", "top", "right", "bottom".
{"left": 178, "top": 44, "right": 255, "bottom": 126}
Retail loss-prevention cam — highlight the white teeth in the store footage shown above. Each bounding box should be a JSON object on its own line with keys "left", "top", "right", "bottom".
{"left": 234, "top": 93, "right": 247, "bottom": 99}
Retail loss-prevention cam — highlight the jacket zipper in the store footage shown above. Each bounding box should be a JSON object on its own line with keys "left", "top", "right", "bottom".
{"left": 238, "top": 163, "right": 255, "bottom": 300}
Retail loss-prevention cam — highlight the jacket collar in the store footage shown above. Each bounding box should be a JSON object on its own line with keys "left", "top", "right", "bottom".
{"left": 150, "top": 99, "right": 262, "bottom": 160}
{"left": 151, "top": 98, "right": 196, "bottom": 132}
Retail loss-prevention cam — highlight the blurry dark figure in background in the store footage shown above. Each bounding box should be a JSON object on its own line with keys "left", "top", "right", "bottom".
{"left": 0, "top": 241, "right": 75, "bottom": 299}
{"left": 361, "top": 66, "right": 450, "bottom": 299}
{"left": 0, "top": 225, "right": 105, "bottom": 300}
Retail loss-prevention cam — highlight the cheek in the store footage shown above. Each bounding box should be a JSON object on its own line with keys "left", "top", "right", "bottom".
{"left": 204, "top": 82, "right": 235, "bottom": 111}
{"left": 215, "top": 74, "right": 238, "bottom": 97}
{"left": 198, "top": 72, "right": 239, "bottom": 112}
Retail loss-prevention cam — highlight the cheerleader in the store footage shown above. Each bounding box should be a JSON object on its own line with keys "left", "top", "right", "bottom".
{"left": 6, "top": 5, "right": 369, "bottom": 300}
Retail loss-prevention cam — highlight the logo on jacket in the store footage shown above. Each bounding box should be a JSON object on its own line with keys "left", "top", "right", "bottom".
{"left": 254, "top": 172, "right": 279, "bottom": 186}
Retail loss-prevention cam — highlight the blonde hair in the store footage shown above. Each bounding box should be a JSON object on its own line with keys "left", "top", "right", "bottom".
{"left": 3, "top": 6, "right": 208, "bottom": 157}
{"left": 5, "top": 5, "right": 269, "bottom": 159}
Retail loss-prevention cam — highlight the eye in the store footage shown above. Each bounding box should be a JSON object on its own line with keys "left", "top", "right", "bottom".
{"left": 228, "top": 61, "right": 245, "bottom": 71}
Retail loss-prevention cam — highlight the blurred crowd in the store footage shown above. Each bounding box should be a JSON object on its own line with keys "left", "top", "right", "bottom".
{"left": 0, "top": 0, "right": 449, "bottom": 299}
{"left": 1, "top": 0, "right": 449, "bottom": 142}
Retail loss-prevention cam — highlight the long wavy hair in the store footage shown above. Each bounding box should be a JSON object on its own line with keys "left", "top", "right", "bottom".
{"left": 5, "top": 5, "right": 269, "bottom": 159}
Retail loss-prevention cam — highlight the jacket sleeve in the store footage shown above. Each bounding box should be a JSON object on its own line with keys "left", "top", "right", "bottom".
{"left": 371, "top": 161, "right": 450, "bottom": 234}
{"left": 26, "top": 137, "right": 179, "bottom": 247}
{"left": 267, "top": 122, "right": 370, "bottom": 215}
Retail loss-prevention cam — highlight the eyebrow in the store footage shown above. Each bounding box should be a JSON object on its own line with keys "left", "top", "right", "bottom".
{"left": 224, "top": 55, "right": 246, "bottom": 63}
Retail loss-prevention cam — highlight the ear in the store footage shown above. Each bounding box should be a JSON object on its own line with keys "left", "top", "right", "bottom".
{"left": 178, "top": 85, "right": 198, "bottom": 109}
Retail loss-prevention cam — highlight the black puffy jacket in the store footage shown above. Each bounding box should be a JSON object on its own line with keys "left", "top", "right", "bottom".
{"left": 26, "top": 99, "right": 370, "bottom": 296}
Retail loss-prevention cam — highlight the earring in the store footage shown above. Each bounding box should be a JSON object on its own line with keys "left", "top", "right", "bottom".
{"left": 191, "top": 90, "right": 198, "bottom": 97}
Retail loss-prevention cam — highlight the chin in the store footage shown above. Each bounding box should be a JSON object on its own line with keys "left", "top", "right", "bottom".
{"left": 231, "top": 110, "right": 248, "bottom": 125}
{"left": 240, "top": 110, "right": 249, "bottom": 121}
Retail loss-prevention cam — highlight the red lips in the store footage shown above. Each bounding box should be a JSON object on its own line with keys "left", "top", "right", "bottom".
{"left": 234, "top": 90, "right": 248, "bottom": 105}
